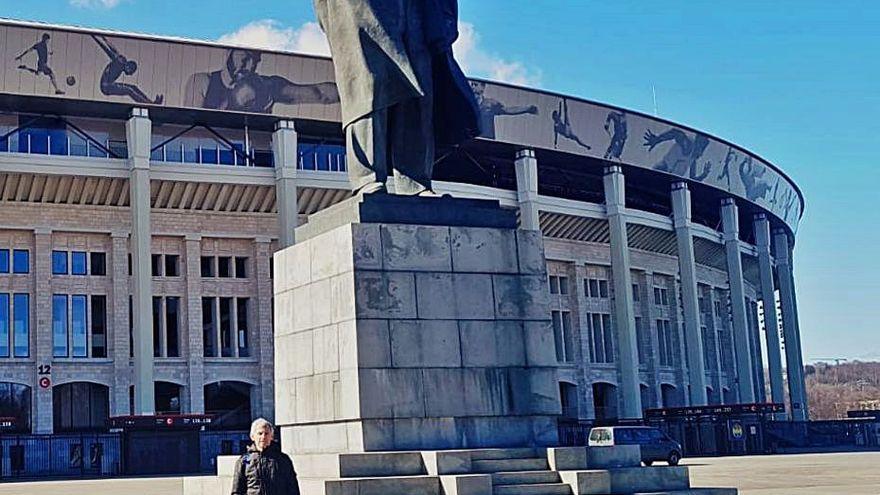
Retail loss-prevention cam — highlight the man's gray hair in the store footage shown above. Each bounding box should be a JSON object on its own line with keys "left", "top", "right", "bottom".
{"left": 250, "top": 417, "right": 274, "bottom": 437}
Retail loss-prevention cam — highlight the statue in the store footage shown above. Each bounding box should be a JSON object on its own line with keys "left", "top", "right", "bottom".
{"left": 314, "top": 0, "right": 481, "bottom": 195}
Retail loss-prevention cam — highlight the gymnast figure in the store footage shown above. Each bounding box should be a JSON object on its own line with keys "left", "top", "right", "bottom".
{"left": 552, "top": 99, "right": 591, "bottom": 150}
{"left": 92, "top": 35, "right": 163, "bottom": 105}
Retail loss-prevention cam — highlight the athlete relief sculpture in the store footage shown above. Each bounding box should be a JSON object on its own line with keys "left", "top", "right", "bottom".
{"left": 314, "top": 0, "right": 481, "bottom": 195}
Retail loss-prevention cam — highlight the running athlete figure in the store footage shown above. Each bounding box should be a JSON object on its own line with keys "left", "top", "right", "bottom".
{"left": 643, "top": 127, "right": 711, "bottom": 181}
{"left": 469, "top": 80, "right": 538, "bottom": 139}
{"left": 184, "top": 48, "right": 338, "bottom": 113}
{"left": 15, "top": 33, "right": 64, "bottom": 95}
{"left": 92, "top": 35, "right": 163, "bottom": 105}
{"left": 603, "top": 110, "right": 627, "bottom": 160}
{"left": 552, "top": 99, "right": 591, "bottom": 150}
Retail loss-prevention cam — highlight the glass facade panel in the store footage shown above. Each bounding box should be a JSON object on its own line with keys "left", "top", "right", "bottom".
{"left": 0, "top": 294, "right": 8, "bottom": 358}
{"left": 52, "top": 251, "right": 68, "bottom": 275}
{"left": 200, "top": 256, "right": 215, "bottom": 277}
{"left": 237, "top": 298, "right": 249, "bottom": 357}
{"left": 91, "top": 295, "right": 107, "bottom": 358}
{"left": 219, "top": 297, "right": 233, "bottom": 357}
{"left": 12, "top": 250, "right": 28, "bottom": 274}
{"left": 53, "top": 295, "right": 68, "bottom": 357}
{"left": 71, "top": 251, "right": 87, "bottom": 275}
{"left": 90, "top": 252, "right": 106, "bottom": 276}
{"left": 0, "top": 249, "right": 8, "bottom": 273}
{"left": 13, "top": 294, "right": 29, "bottom": 357}
{"left": 234, "top": 257, "right": 247, "bottom": 279}
{"left": 166, "top": 297, "right": 180, "bottom": 358}
{"left": 71, "top": 295, "right": 87, "bottom": 358}
{"left": 152, "top": 297, "right": 162, "bottom": 357}
{"left": 218, "top": 257, "right": 232, "bottom": 278}
{"left": 202, "top": 297, "right": 216, "bottom": 357}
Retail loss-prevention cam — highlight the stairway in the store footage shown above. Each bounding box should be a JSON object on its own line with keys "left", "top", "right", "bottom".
{"left": 469, "top": 449, "right": 573, "bottom": 495}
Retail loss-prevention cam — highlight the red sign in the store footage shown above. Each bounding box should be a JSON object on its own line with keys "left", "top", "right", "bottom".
{"left": 38, "top": 377, "right": 51, "bottom": 389}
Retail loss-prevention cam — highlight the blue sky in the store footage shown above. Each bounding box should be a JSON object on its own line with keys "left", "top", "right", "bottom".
{"left": 2, "top": 0, "right": 877, "bottom": 363}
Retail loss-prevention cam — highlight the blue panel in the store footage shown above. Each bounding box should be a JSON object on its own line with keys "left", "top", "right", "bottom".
{"left": 12, "top": 250, "right": 28, "bottom": 274}
{"left": 53, "top": 295, "right": 68, "bottom": 357}
{"left": 71, "top": 252, "right": 87, "bottom": 276}
{"left": 52, "top": 251, "right": 68, "bottom": 275}
{"left": 0, "top": 294, "right": 9, "bottom": 358}
{"left": 71, "top": 295, "right": 87, "bottom": 357}
{"left": 13, "top": 294, "right": 28, "bottom": 358}
{"left": 0, "top": 249, "right": 8, "bottom": 273}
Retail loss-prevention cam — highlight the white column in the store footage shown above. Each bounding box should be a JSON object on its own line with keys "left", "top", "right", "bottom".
{"left": 721, "top": 198, "right": 755, "bottom": 403}
{"left": 184, "top": 234, "right": 205, "bottom": 414}
{"left": 515, "top": 149, "right": 540, "bottom": 231}
{"left": 33, "top": 228, "right": 52, "bottom": 433}
{"left": 603, "top": 165, "right": 642, "bottom": 418}
{"left": 670, "top": 182, "right": 708, "bottom": 406}
{"left": 774, "top": 228, "right": 809, "bottom": 421}
{"left": 273, "top": 120, "right": 298, "bottom": 248}
{"left": 254, "top": 237, "right": 275, "bottom": 422}
{"left": 754, "top": 213, "right": 785, "bottom": 406}
{"left": 127, "top": 107, "right": 154, "bottom": 415}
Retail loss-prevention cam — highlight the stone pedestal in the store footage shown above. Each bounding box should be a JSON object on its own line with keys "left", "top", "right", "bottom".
{"left": 273, "top": 194, "right": 561, "bottom": 454}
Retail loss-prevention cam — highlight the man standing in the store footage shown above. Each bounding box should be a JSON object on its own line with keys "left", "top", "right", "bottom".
{"left": 314, "top": 0, "right": 480, "bottom": 195}
{"left": 231, "top": 418, "right": 299, "bottom": 495}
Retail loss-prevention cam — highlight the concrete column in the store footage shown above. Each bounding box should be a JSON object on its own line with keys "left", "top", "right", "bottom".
{"left": 754, "top": 213, "right": 784, "bottom": 406}
{"left": 110, "top": 231, "right": 131, "bottom": 416}
{"left": 643, "top": 271, "right": 663, "bottom": 408}
{"left": 721, "top": 198, "right": 755, "bottom": 403}
{"left": 774, "top": 228, "right": 809, "bottom": 421}
{"left": 747, "top": 300, "right": 767, "bottom": 402}
{"left": 33, "top": 228, "right": 52, "bottom": 434}
{"left": 670, "top": 182, "right": 708, "bottom": 406}
{"left": 602, "top": 165, "right": 642, "bottom": 419}
{"left": 515, "top": 149, "right": 541, "bottom": 231}
{"left": 184, "top": 234, "right": 205, "bottom": 414}
{"left": 126, "top": 107, "right": 154, "bottom": 415}
{"left": 273, "top": 120, "right": 298, "bottom": 249}
{"left": 254, "top": 237, "right": 275, "bottom": 422}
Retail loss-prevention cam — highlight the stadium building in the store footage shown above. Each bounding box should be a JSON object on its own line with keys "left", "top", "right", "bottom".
{"left": 0, "top": 19, "right": 808, "bottom": 438}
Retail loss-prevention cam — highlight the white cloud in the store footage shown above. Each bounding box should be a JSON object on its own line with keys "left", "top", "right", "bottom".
{"left": 217, "top": 19, "right": 540, "bottom": 87}
{"left": 70, "top": 0, "right": 121, "bottom": 8}
{"left": 453, "top": 22, "right": 541, "bottom": 87}
{"left": 217, "top": 19, "right": 330, "bottom": 57}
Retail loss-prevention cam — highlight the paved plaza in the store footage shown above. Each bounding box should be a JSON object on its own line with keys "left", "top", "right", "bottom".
{"left": 1, "top": 451, "right": 878, "bottom": 494}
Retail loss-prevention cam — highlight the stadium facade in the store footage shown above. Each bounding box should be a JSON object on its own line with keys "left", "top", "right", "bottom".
{"left": 0, "top": 19, "right": 808, "bottom": 436}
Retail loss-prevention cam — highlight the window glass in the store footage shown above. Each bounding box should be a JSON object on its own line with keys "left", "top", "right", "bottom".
{"left": 561, "top": 311, "right": 574, "bottom": 362}
{"left": 200, "top": 256, "right": 215, "bottom": 277}
{"left": 589, "top": 279, "right": 599, "bottom": 298}
{"left": 166, "top": 297, "right": 180, "bottom": 357}
{"left": 559, "top": 276, "right": 569, "bottom": 295}
{"left": 0, "top": 249, "right": 8, "bottom": 273}
{"left": 218, "top": 257, "right": 232, "bottom": 278}
{"left": 71, "top": 295, "right": 87, "bottom": 357}
{"left": 632, "top": 283, "right": 640, "bottom": 302}
{"left": 152, "top": 297, "right": 163, "bottom": 357}
{"left": 91, "top": 296, "right": 106, "bottom": 358}
{"left": 90, "top": 253, "right": 106, "bottom": 276}
{"left": 0, "top": 294, "right": 9, "bottom": 357}
{"left": 599, "top": 280, "right": 609, "bottom": 298}
{"left": 164, "top": 255, "right": 180, "bottom": 277}
{"left": 71, "top": 252, "right": 87, "bottom": 275}
{"left": 237, "top": 298, "right": 249, "bottom": 357}
{"left": 219, "top": 297, "right": 233, "bottom": 356}
{"left": 591, "top": 313, "right": 604, "bottom": 363}
{"left": 151, "top": 254, "right": 163, "bottom": 277}
{"left": 53, "top": 295, "right": 68, "bottom": 357}
{"left": 52, "top": 251, "right": 68, "bottom": 275}
{"left": 549, "top": 276, "right": 559, "bottom": 295}
{"left": 602, "top": 314, "right": 614, "bottom": 362}
{"left": 234, "top": 257, "right": 247, "bottom": 279}
{"left": 551, "top": 310, "right": 564, "bottom": 362}
{"left": 202, "top": 298, "right": 216, "bottom": 357}
{"left": 12, "top": 250, "right": 28, "bottom": 274}
{"left": 13, "top": 294, "right": 29, "bottom": 357}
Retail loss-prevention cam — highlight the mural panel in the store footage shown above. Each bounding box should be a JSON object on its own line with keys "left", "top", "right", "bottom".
{"left": 0, "top": 21, "right": 802, "bottom": 232}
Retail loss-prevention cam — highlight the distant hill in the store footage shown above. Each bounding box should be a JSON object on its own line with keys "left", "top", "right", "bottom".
{"left": 805, "top": 361, "right": 880, "bottom": 419}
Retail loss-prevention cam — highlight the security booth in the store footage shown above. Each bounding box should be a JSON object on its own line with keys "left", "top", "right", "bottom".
{"left": 110, "top": 414, "right": 213, "bottom": 475}
{"left": 645, "top": 403, "right": 784, "bottom": 456}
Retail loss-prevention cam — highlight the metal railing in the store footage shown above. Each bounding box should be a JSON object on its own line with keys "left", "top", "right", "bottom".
{"left": 0, "top": 433, "right": 122, "bottom": 479}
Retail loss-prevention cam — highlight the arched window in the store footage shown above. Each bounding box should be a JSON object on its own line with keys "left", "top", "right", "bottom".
{"left": 559, "top": 382, "right": 578, "bottom": 419}
{"left": 661, "top": 383, "right": 679, "bottom": 408}
{"left": 639, "top": 383, "right": 651, "bottom": 410}
{"left": 204, "top": 381, "right": 252, "bottom": 430}
{"left": 155, "top": 381, "right": 183, "bottom": 415}
{"left": 592, "top": 382, "right": 618, "bottom": 421}
{"left": 0, "top": 382, "right": 31, "bottom": 433}
{"left": 53, "top": 382, "right": 109, "bottom": 433}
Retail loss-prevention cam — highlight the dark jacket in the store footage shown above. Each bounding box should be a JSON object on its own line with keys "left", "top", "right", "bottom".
{"left": 231, "top": 443, "right": 299, "bottom": 495}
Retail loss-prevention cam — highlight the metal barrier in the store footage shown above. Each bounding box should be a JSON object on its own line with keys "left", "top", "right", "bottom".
{"left": 0, "top": 433, "right": 122, "bottom": 479}
{"left": 764, "top": 420, "right": 880, "bottom": 451}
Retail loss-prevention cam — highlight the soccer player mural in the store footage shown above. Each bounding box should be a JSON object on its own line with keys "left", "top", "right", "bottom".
{"left": 184, "top": 48, "right": 339, "bottom": 113}
{"left": 15, "top": 33, "right": 64, "bottom": 95}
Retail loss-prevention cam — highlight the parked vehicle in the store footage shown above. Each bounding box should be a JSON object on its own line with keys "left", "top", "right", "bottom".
{"left": 588, "top": 426, "right": 683, "bottom": 466}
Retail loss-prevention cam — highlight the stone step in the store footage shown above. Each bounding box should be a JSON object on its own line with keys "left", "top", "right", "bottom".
{"left": 472, "top": 458, "right": 549, "bottom": 473}
{"left": 632, "top": 489, "right": 737, "bottom": 495}
{"left": 493, "top": 482, "right": 573, "bottom": 495}
{"left": 323, "top": 474, "right": 440, "bottom": 495}
{"left": 492, "top": 470, "right": 561, "bottom": 486}
{"left": 470, "top": 448, "right": 540, "bottom": 461}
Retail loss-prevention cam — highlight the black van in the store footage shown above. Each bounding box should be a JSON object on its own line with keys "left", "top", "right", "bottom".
{"left": 588, "top": 426, "right": 683, "bottom": 466}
